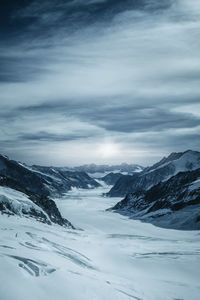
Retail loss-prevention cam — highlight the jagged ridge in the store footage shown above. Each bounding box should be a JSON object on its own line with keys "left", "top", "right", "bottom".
{"left": 107, "top": 150, "right": 200, "bottom": 197}
{"left": 0, "top": 175, "right": 74, "bottom": 228}
{"left": 111, "top": 168, "right": 200, "bottom": 230}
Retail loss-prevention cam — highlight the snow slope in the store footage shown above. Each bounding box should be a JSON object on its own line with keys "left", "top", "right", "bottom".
{"left": 0, "top": 154, "right": 100, "bottom": 198}
{"left": 145, "top": 150, "right": 200, "bottom": 174}
{"left": 0, "top": 186, "right": 50, "bottom": 223}
{"left": 107, "top": 150, "right": 200, "bottom": 197}
{"left": 0, "top": 185, "right": 200, "bottom": 300}
{"left": 111, "top": 168, "right": 200, "bottom": 230}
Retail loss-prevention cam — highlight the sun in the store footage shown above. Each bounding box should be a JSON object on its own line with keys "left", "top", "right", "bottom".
{"left": 98, "top": 143, "right": 119, "bottom": 158}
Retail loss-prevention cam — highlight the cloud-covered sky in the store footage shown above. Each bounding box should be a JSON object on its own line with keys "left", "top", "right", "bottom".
{"left": 0, "top": 0, "right": 200, "bottom": 166}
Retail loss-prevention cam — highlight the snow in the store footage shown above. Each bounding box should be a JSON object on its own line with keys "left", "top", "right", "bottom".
{"left": 88, "top": 171, "right": 126, "bottom": 178}
{"left": 147, "top": 151, "right": 200, "bottom": 174}
{"left": 0, "top": 186, "right": 49, "bottom": 219}
{"left": 88, "top": 169, "right": 141, "bottom": 178}
{"left": 133, "top": 166, "right": 144, "bottom": 173}
{"left": 18, "top": 162, "right": 63, "bottom": 183}
{"left": 88, "top": 166, "right": 143, "bottom": 179}
{"left": 0, "top": 185, "right": 200, "bottom": 300}
{"left": 126, "top": 204, "right": 200, "bottom": 231}
{"left": 189, "top": 178, "right": 200, "bottom": 191}
{"left": 171, "top": 151, "right": 200, "bottom": 173}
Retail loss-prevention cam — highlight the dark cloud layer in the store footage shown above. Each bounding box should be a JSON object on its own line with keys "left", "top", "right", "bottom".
{"left": 15, "top": 101, "right": 200, "bottom": 133}
{"left": 0, "top": 0, "right": 200, "bottom": 165}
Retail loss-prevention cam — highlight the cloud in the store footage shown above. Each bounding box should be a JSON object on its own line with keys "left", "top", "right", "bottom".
{"left": 0, "top": 0, "right": 200, "bottom": 165}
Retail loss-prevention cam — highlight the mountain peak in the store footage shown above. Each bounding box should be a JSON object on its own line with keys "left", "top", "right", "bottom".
{"left": 146, "top": 150, "right": 200, "bottom": 173}
{"left": 108, "top": 149, "right": 200, "bottom": 197}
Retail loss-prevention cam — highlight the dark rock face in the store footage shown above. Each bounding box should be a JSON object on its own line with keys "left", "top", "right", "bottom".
{"left": 107, "top": 150, "right": 200, "bottom": 197}
{"left": 31, "top": 166, "right": 100, "bottom": 194}
{"left": 111, "top": 168, "right": 200, "bottom": 230}
{"left": 0, "top": 154, "right": 102, "bottom": 228}
{"left": 101, "top": 173, "right": 123, "bottom": 186}
{"left": 0, "top": 199, "right": 49, "bottom": 223}
{"left": 107, "top": 174, "right": 139, "bottom": 197}
{"left": 0, "top": 175, "right": 74, "bottom": 228}
{"left": 0, "top": 155, "right": 51, "bottom": 197}
{"left": 0, "top": 155, "right": 100, "bottom": 198}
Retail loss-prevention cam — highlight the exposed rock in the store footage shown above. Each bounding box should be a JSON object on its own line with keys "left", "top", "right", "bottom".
{"left": 0, "top": 175, "right": 74, "bottom": 228}
{"left": 0, "top": 154, "right": 100, "bottom": 198}
{"left": 111, "top": 168, "right": 200, "bottom": 230}
{"left": 101, "top": 173, "right": 123, "bottom": 185}
{"left": 107, "top": 150, "right": 200, "bottom": 197}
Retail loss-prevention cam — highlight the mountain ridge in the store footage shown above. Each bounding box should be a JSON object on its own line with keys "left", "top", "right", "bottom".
{"left": 107, "top": 150, "right": 200, "bottom": 197}
{"left": 111, "top": 167, "right": 200, "bottom": 230}
{"left": 0, "top": 154, "right": 100, "bottom": 198}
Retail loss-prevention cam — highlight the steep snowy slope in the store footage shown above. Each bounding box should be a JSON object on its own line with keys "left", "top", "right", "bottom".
{"left": 107, "top": 150, "right": 200, "bottom": 197}
{"left": 0, "top": 186, "right": 50, "bottom": 222}
{"left": 0, "top": 155, "right": 100, "bottom": 198}
{"left": 32, "top": 165, "right": 100, "bottom": 192}
{"left": 0, "top": 178, "right": 73, "bottom": 228}
{"left": 111, "top": 168, "right": 200, "bottom": 230}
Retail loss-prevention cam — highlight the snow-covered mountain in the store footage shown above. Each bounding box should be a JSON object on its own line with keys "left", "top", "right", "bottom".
{"left": 0, "top": 155, "right": 100, "bottom": 198}
{"left": 0, "top": 154, "right": 103, "bottom": 228}
{"left": 107, "top": 150, "right": 200, "bottom": 197}
{"left": 0, "top": 176, "right": 73, "bottom": 228}
{"left": 71, "top": 163, "right": 144, "bottom": 177}
{"left": 32, "top": 165, "right": 100, "bottom": 194}
{"left": 0, "top": 186, "right": 49, "bottom": 221}
{"left": 101, "top": 172, "right": 123, "bottom": 186}
{"left": 1, "top": 158, "right": 200, "bottom": 299}
{"left": 111, "top": 167, "right": 200, "bottom": 230}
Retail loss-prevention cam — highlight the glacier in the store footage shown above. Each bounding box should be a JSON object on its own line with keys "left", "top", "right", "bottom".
{"left": 0, "top": 185, "right": 200, "bottom": 300}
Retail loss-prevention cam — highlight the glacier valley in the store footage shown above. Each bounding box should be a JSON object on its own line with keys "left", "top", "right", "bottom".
{"left": 0, "top": 184, "right": 200, "bottom": 300}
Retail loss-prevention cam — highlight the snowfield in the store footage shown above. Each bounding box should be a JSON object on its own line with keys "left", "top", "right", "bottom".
{"left": 0, "top": 185, "right": 200, "bottom": 300}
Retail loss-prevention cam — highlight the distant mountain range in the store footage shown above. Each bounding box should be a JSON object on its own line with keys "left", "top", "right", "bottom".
{"left": 110, "top": 150, "right": 200, "bottom": 230}
{"left": 69, "top": 163, "right": 144, "bottom": 176}
{"left": 1, "top": 150, "right": 200, "bottom": 230}
{"left": 101, "top": 173, "right": 123, "bottom": 186}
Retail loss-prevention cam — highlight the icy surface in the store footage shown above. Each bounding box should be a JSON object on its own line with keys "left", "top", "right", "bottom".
{"left": 0, "top": 186, "right": 49, "bottom": 219}
{"left": 0, "top": 186, "right": 200, "bottom": 300}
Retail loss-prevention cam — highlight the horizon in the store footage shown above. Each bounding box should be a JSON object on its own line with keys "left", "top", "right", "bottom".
{"left": 1, "top": 0, "right": 200, "bottom": 166}
{"left": 1, "top": 148, "right": 199, "bottom": 168}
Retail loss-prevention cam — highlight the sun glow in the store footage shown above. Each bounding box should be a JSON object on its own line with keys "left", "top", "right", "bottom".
{"left": 98, "top": 143, "right": 120, "bottom": 158}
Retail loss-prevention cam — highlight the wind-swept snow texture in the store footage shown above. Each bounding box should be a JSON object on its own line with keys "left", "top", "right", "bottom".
{"left": 0, "top": 185, "right": 200, "bottom": 300}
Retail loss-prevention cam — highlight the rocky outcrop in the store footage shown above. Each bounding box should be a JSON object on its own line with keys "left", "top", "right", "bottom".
{"left": 111, "top": 168, "right": 200, "bottom": 230}
{"left": 0, "top": 175, "right": 74, "bottom": 228}
{"left": 0, "top": 155, "right": 100, "bottom": 198}
{"left": 107, "top": 150, "right": 200, "bottom": 197}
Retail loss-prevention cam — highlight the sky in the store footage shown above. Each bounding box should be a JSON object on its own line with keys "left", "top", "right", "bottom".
{"left": 0, "top": 0, "right": 200, "bottom": 166}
